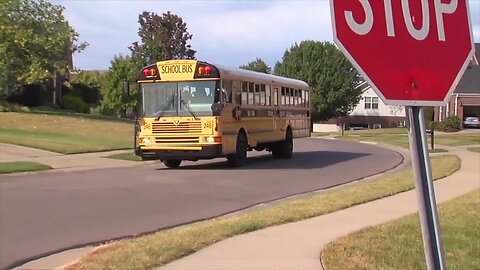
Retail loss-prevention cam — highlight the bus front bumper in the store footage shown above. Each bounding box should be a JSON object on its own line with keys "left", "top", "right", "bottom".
{"left": 136, "top": 144, "right": 223, "bottom": 160}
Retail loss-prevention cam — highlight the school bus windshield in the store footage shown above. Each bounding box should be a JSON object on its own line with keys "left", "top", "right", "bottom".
{"left": 141, "top": 80, "right": 220, "bottom": 117}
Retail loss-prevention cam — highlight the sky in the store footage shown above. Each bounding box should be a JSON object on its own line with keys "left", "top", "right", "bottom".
{"left": 52, "top": 0, "right": 480, "bottom": 71}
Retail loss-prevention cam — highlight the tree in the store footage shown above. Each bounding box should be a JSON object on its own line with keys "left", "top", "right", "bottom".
{"left": 274, "top": 41, "right": 361, "bottom": 120}
{"left": 130, "top": 11, "right": 196, "bottom": 67}
{"left": 0, "top": 0, "right": 87, "bottom": 94}
{"left": 240, "top": 58, "right": 271, "bottom": 74}
{"left": 69, "top": 71, "right": 106, "bottom": 105}
{"left": 102, "top": 55, "right": 139, "bottom": 116}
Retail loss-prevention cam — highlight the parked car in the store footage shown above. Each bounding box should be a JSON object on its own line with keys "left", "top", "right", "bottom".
{"left": 463, "top": 117, "right": 480, "bottom": 128}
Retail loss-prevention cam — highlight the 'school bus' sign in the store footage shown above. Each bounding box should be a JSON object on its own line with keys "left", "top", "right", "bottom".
{"left": 156, "top": 61, "right": 197, "bottom": 81}
{"left": 330, "top": 0, "right": 474, "bottom": 106}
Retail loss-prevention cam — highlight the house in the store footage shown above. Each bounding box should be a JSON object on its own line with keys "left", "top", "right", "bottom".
{"left": 342, "top": 80, "right": 407, "bottom": 129}
{"left": 434, "top": 43, "right": 480, "bottom": 126}
{"left": 312, "top": 80, "right": 406, "bottom": 132}
{"left": 314, "top": 80, "right": 406, "bottom": 131}
{"left": 325, "top": 43, "right": 479, "bottom": 131}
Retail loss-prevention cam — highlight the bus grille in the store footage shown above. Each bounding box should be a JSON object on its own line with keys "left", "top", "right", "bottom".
{"left": 155, "top": 137, "right": 200, "bottom": 144}
{"left": 152, "top": 121, "right": 202, "bottom": 134}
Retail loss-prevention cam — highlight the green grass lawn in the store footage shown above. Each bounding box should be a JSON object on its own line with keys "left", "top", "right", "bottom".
{"left": 0, "top": 112, "right": 133, "bottom": 154}
{"left": 0, "top": 161, "right": 52, "bottom": 174}
{"left": 335, "top": 128, "right": 480, "bottom": 149}
{"left": 435, "top": 134, "right": 480, "bottom": 146}
{"left": 104, "top": 152, "right": 142, "bottom": 161}
{"left": 429, "top": 148, "right": 448, "bottom": 153}
{"left": 66, "top": 155, "right": 460, "bottom": 270}
{"left": 322, "top": 189, "right": 480, "bottom": 270}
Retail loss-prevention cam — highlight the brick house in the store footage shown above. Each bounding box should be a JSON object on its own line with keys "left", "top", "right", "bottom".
{"left": 316, "top": 80, "right": 406, "bottom": 130}
{"left": 434, "top": 43, "right": 480, "bottom": 126}
{"left": 314, "top": 44, "right": 478, "bottom": 132}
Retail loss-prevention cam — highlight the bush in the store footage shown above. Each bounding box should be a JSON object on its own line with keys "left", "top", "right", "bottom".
{"left": 6, "top": 84, "right": 47, "bottom": 107}
{"left": 62, "top": 95, "right": 90, "bottom": 114}
{"left": 441, "top": 116, "right": 461, "bottom": 132}
{"left": 68, "top": 83, "right": 101, "bottom": 105}
{"left": 427, "top": 121, "right": 442, "bottom": 130}
{"left": 0, "top": 100, "right": 31, "bottom": 112}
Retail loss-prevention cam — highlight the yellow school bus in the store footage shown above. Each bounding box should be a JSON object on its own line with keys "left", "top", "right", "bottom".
{"left": 134, "top": 59, "right": 310, "bottom": 167}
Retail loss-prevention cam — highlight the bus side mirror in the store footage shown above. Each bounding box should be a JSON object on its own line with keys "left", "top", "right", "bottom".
{"left": 211, "top": 103, "right": 224, "bottom": 116}
{"left": 124, "top": 80, "right": 130, "bottom": 96}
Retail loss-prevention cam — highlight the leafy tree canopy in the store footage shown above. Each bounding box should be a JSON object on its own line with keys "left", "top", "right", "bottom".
{"left": 0, "top": 0, "right": 88, "bottom": 92}
{"left": 69, "top": 71, "right": 106, "bottom": 105}
{"left": 71, "top": 71, "right": 105, "bottom": 89}
{"left": 102, "top": 55, "right": 139, "bottom": 116}
{"left": 239, "top": 58, "right": 271, "bottom": 74}
{"left": 130, "top": 11, "right": 196, "bottom": 67}
{"left": 274, "top": 41, "right": 361, "bottom": 120}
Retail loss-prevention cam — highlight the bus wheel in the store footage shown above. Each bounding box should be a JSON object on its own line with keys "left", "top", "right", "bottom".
{"left": 227, "top": 133, "right": 248, "bottom": 166}
{"left": 272, "top": 129, "right": 293, "bottom": 159}
{"left": 164, "top": 159, "right": 182, "bottom": 168}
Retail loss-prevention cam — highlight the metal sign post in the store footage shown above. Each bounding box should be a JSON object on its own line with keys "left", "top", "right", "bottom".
{"left": 330, "top": 1, "right": 474, "bottom": 267}
{"left": 406, "top": 106, "right": 446, "bottom": 270}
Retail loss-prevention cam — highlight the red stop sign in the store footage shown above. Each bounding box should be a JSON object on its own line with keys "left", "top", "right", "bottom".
{"left": 330, "top": 0, "right": 475, "bottom": 106}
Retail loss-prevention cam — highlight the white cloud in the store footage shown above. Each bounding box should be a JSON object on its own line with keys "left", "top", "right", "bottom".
{"left": 52, "top": 0, "right": 480, "bottom": 71}
{"left": 188, "top": 1, "right": 332, "bottom": 67}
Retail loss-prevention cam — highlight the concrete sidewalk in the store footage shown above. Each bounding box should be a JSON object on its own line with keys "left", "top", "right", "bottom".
{"left": 10, "top": 144, "right": 480, "bottom": 270}
{"left": 158, "top": 146, "right": 479, "bottom": 270}
{"left": 0, "top": 143, "right": 141, "bottom": 172}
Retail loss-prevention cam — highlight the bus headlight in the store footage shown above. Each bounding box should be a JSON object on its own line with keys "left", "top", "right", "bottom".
{"left": 140, "top": 137, "right": 152, "bottom": 144}
{"left": 203, "top": 136, "right": 221, "bottom": 143}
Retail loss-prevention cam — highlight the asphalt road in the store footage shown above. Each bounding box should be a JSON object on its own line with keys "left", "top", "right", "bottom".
{"left": 0, "top": 138, "right": 403, "bottom": 270}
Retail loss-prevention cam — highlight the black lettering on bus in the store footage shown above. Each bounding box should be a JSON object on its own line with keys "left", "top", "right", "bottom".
{"left": 161, "top": 64, "right": 193, "bottom": 74}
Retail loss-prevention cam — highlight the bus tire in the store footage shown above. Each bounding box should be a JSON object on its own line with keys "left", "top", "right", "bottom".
{"left": 227, "top": 132, "right": 248, "bottom": 167}
{"left": 272, "top": 129, "right": 293, "bottom": 159}
{"left": 164, "top": 159, "right": 182, "bottom": 168}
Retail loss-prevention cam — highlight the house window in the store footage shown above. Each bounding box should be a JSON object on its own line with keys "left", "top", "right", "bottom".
{"left": 372, "top": 97, "right": 379, "bottom": 109}
{"left": 364, "top": 97, "right": 379, "bottom": 109}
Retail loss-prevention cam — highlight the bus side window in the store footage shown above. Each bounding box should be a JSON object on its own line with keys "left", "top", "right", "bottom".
{"left": 241, "top": 81, "right": 248, "bottom": 105}
{"left": 254, "top": 83, "right": 260, "bottom": 105}
{"left": 273, "top": 87, "right": 278, "bottom": 106}
{"left": 248, "top": 82, "right": 254, "bottom": 105}
{"left": 301, "top": 90, "right": 306, "bottom": 107}
{"left": 222, "top": 80, "right": 233, "bottom": 103}
{"left": 233, "top": 81, "right": 241, "bottom": 105}
{"left": 260, "top": 84, "right": 266, "bottom": 106}
{"left": 265, "top": 85, "right": 270, "bottom": 106}
{"left": 295, "top": 89, "right": 299, "bottom": 107}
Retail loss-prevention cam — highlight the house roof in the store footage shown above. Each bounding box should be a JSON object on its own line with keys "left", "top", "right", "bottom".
{"left": 474, "top": 43, "right": 480, "bottom": 65}
{"left": 454, "top": 65, "right": 480, "bottom": 94}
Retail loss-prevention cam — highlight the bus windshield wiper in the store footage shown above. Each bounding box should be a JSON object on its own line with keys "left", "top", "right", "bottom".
{"left": 155, "top": 95, "right": 175, "bottom": 121}
{"left": 180, "top": 99, "right": 199, "bottom": 120}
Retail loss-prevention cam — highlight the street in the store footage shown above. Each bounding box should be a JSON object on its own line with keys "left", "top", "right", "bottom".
{"left": 0, "top": 138, "right": 403, "bottom": 269}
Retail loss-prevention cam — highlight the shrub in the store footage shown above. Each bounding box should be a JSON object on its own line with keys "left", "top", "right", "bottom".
{"left": 427, "top": 121, "right": 442, "bottom": 130}
{"left": 0, "top": 101, "right": 31, "bottom": 112}
{"left": 441, "top": 116, "right": 461, "bottom": 132}
{"left": 62, "top": 95, "right": 90, "bottom": 114}
{"left": 68, "top": 83, "right": 101, "bottom": 105}
{"left": 6, "top": 84, "right": 47, "bottom": 107}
